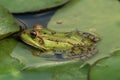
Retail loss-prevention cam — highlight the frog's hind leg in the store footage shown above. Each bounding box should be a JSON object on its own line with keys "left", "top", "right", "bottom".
{"left": 77, "top": 31, "right": 100, "bottom": 42}
{"left": 79, "top": 44, "right": 98, "bottom": 61}
{"left": 69, "top": 44, "right": 98, "bottom": 61}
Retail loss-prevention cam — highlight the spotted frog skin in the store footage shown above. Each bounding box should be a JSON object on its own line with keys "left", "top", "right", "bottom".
{"left": 21, "top": 24, "right": 100, "bottom": 60}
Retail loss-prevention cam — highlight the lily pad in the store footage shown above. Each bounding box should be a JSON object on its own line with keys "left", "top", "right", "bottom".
{"left": 48, "top": 0, "right": 120, "bottom": 64}
{"left": 0, "top": 0, "right": 69, "bottom": 13}
{"left": 9, "top": 41, "right": 88, "bottom": 80}
{"left": 89, "top": 51, "right": 120, "bottom": 80}
{"left": 22, "top": 63, "right": 89, "bottom": 80}
{"left": 11, "top": 42, "right": 82, "bottom": 69}
{"left": 0, "top": 38, "right": 23, "bottom": 79}
{"left": 0, "top": 5, "right": 19, "bottom": 40}
{"left": 0, "top": 38, "right": 89, "bottom": 80}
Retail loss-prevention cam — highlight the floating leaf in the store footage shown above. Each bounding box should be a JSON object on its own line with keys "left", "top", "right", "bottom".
{"left": 1, "top": 0, "right": 120, "bottom": 80}
{"left": 10, "top": 41, "right": 88, "bottom": 80}
{"left": 11, "top": 42, "right": 82, "bottom": 69}
{"left": 0, "top": 38, "right": 87, "bottom": 80}
{"left": 89, "top": 51, "right": 120, "bottom": 80}
{"left": 0, "top": 38, "right": 23, "bottom": 80}
{"left": 0, "top": 5, "right": 19, "bottom": 40}
{"left": 22, "top": 63, "right": 89, "bottom": 80}
{"left": 48, "top": 0, "right": 120, "bottom": 64}
{"left": 0, "top": 0, "right": 69, "bottom": 13}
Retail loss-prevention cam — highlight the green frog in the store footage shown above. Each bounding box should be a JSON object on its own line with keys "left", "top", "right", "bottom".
{"left": 21, "top": 24, "right": 100, "bottom": 61}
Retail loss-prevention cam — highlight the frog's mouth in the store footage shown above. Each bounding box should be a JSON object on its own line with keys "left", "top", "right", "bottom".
{"left": 21, "top": 32, "right": 48, "bottom": 51}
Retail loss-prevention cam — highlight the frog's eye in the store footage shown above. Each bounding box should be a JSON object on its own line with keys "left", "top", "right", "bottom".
{"left": 30, "top": 30, "right": 37, "bottom": 38}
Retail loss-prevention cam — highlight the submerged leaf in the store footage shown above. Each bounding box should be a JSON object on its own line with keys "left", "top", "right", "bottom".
{"left": 0, "top": 5, "right": 19, "bottom": 40}
{"left": 0, "top": 0, "right": 69, "bottom": 13}
{"left": 48, "top": 0, "right": 120, "bottom": 64}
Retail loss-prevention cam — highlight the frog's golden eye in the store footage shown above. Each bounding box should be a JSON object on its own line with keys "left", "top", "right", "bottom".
{"left": 30, "top": 30, "right": 37, "bottom": 38}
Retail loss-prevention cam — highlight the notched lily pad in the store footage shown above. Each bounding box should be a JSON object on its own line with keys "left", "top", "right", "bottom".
{"left": 0, "top": 5, "right": 19, "bottom": 40}
{"left": 11, "top": 42, "right": 83, "bottom": 69}
{"left": 89, "top": 51, "right": 120, "bottom": 80}
{"left": 0, "top": 0, "right": 69, "bottom": 13}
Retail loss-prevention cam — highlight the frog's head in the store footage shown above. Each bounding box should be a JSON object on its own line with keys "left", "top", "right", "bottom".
{"left": 20, "top": 25, "right": 48, "bottom": 50}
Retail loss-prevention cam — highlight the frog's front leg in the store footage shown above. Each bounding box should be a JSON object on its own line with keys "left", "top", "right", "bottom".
{"left": 31, "top": 48, "right": 48, "bottom": 56}
{"left": 32, "top": 50, "right": 44, "bottom": 56}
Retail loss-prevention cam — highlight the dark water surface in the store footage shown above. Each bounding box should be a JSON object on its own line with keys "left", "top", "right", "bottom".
{"left": 13, "top": 10, "right": 56, "bottom": 29}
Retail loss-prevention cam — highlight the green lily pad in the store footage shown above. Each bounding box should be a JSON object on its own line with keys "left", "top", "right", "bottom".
{"left": 0, "top": 0, "right": 69, "bottom": 13}
{"left": 0, "top": 38, "right": 88, "bottom": 80}
{"left": 11, "top": 42, "right": 83, "bottom": 69}
{"left": 48, "top": 0, "right": 120, "bottom": 64}
{"left": 2, "top": 0, "right": 120, "bottom": 79}
{"left": 22, "top": 63, "right": 89, "bottom": 80}
{"left": 4, "top": 41, "right": 88, "bottom": 80}
{"left": 0, "top": 5, "right": 19, "bottom": 40}
{"left": 89, "top": 51, "right": 120, "bottom": 80}
{"left": 0, "top": 38, "right": 23, "bottom": 77}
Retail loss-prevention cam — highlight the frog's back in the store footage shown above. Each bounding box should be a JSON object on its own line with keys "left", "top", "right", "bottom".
{"left": 40, "top": 28, "right": 96, "bottom": 50}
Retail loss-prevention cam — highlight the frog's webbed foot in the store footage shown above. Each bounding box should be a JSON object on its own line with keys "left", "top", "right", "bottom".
{"left": 32, "top": 49, "right": 47, "bottom": 56}
{"left": 50, "top": 45, "right": 98, "bottom": 61}
{"left": 77, "top": 31, "right": 100, "bottom": 42}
